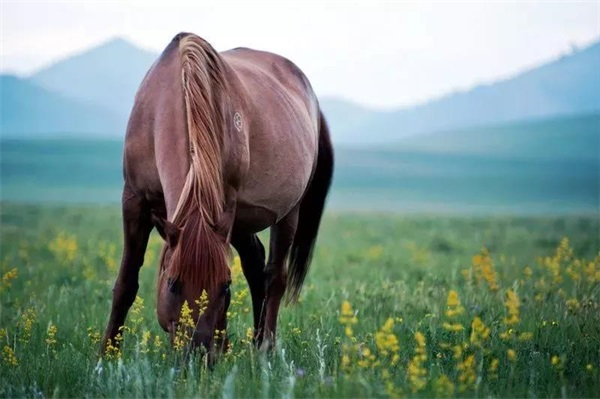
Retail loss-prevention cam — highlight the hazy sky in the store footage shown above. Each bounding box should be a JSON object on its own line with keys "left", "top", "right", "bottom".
{"left": 1, "top": 1, "right": 599, "bottom": 108}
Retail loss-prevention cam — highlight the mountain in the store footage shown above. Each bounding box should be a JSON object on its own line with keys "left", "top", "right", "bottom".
{"left": 2, "top": 36, "right": 599, "bottom": 142}
{"left": 0, "top": 75, "right": 122, "bottom": 137}
{"left": 322, "top": 40, "right": 600, "bottom": 143}
{"left": 30, "top": 37, "right": 156, "bottom": 120}
{"left": 317, "top": 98, "right": 375, "bottom": 143}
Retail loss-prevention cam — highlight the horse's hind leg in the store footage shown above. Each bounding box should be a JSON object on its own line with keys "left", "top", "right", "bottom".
{"left": 231, "top": 232, "right": 267, "bottom": 346}
{"left": 263, "top": 207, "right": 299, "bottom": 350}
{"left": 101, "top": 185, "right": 153, "bottom": 353}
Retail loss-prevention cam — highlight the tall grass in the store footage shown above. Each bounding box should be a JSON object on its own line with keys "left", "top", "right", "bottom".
{"left": 1, "top": 204, "right": 599, "bottom": 397}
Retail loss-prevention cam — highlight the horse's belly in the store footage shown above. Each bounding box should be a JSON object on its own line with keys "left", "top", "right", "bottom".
{"left": 235, "top": 144, "right": 316, "bottom": 230}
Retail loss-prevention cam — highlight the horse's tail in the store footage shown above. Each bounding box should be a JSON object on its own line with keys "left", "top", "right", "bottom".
{"left": 286, "top": 110, "right": 334, "bottom": 303}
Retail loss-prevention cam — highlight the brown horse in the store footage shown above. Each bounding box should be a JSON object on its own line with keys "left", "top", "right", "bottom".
{"left": 101, "top": 32, "right": 333, "bottom": 358}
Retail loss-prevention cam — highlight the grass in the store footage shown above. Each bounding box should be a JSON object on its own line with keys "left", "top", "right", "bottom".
{"left": 2, "top": 138, "right": 598, "bottom": 213}
{"left": 1, "top": 203, "right": 599, "bottom": 397}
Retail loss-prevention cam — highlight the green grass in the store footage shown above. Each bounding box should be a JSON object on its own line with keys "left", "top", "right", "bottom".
{"left": 1, "top": 203, "right": 599, "bottom": 397}
{"left": 397, "top": 112, "right": 600, "bottom": 162}
{"left": 2, "top": 137, "right": 599, "bottom": 213}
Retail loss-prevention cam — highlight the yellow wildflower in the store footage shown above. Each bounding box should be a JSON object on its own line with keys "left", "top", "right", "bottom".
{"left": 434, "top": 374, "right": 455, "bottom": 397}
{"left": 2, "top": 345, "right": 17, "bottom": 366}
{"left": 129, "top": 296, "right": 145, "bottom": 333}
{"left": 456, "top": 354, "right": 476, "bottom": 392}
{"left": 244, "top": 327, "right": 253, "bottom": 343}
{"left": 104, "top": 335, "right": 122, "bottom": 360}
{"left": 140, "top": 330, "right": 151, "bottom": 353}
{"left": 503, "top": 289, "right": 520, "bottom": 326}
{"left": 445, "top": 290, "right": 465, "bottom": 318}
{"left": 584, "top": 256, "right": 600, "bottom": 283}
{"left": 446, "top": 290, "right": 461, "bottom": 307}
{"left": 341, "top": 354, "right": 350, "bottom": 369}
{"left": 48, "top": 233, "right": 78, "bottom": 264}
{"left": 407, "top": 331, "right": 427, "bottom": 392}
{"left": 1, "top": 268, "right": 18, "bottom": 291}
{"left": 443, "top": 322, "right": 464, "bottom": 332}
{"left": 566, "top": 298, "right": 580, "bottom": 312}
{"left": 339, "top": 301, "right": 358, "bottom": 338}
{"left": 173, "top": 300, "right": 195, "bottom": 352}
{"left": 45, "top": 323, "right": 58, "bottom": 348}
{"left": 489, "top": 358, "right": 499, "bottom": 379}
{"left": 507, "top": 349, "right": 517, "bottom": 362}
{"left": 339, "top": 301, "right": 357, "bottom": 325}
{"left": 357, "top": 346, "right": 376, "bottom": 368}
{"left": 452, "top": 344, "right": 463, "bottom": 360}
{"left": 19, "top": 308, "right": 36, "bottom": 343}
{"left": 499, "top": 328, "right": 515, "bottom": 340}
{"left": 231, "top": 256, "right": 243, "bottom": 283}
{"left": 542, "top": 238, "right": 572, "bottom": 284}
{"left": 472, "top": 248, "right": 499, "bottom": 291}
{"left": 228, "top": 288, "right": 249, "bottom": 318}
{"left": 375, "top": 318, "right": 400, "bottom": 364}
{"left": 470, "top": 316, "right": 490, "bottom": 347}
{"left": 87, "top": 327, "right": 101, "bottom": 345}
{"left": 195, "top": 290, "right": 209, "bottom": 316}
{"left": 153, "top": 335, "right": 163, "bottom": 353}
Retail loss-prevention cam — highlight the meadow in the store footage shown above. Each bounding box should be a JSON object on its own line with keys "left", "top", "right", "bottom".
{"left": 2, "top": 136, "right": 598, "bottom": 214}
{"left": 1, "top": 203, "right": 599, "bottom": 397}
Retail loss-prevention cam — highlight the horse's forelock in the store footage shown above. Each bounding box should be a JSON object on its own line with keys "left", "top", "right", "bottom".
{"left": 167, "top": 208, "right": 230, "bottom": 301}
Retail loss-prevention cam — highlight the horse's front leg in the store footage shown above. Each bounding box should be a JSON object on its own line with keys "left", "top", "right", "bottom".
{"left": 262, "top": 206, "right": 299, "bottom": 351}
{"left": 101, "top": 185, "right": 153, "bottom": 353}
{"left": 231, "top": 232, "right": 267, "bottom": 345}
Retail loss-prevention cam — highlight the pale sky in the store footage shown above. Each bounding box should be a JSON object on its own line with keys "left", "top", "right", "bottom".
{"left": 1, "top": 0, "right": 599, "bottom": 108}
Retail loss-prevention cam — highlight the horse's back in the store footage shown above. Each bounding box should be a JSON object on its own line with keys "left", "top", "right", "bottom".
{"left": 222, "top": 48, "right": 320, "bottom": 228}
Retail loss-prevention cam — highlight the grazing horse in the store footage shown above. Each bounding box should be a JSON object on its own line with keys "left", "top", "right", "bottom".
{"left": 101, "top": 32, "right": 334, "bottom": 358}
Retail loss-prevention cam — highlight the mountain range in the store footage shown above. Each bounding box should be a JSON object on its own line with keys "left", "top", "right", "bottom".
{"left": 321, "top": 40, "right": 600, "bottom": 143}
{"left": 1, "top": 36, "right": 599, "bottom": 144}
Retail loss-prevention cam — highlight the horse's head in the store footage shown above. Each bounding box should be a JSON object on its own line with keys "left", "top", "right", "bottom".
{"left": 152, "top": 213, "right": 231, "bottom": 357}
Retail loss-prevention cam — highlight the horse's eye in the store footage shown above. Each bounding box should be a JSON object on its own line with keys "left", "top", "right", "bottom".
{"left": 167, "top": 278, "right": 181, "bottom": 295}
{"left": 222, "top": 280, "right": 232, "bottom": 296}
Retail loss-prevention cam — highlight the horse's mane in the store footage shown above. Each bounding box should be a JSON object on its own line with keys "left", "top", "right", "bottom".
{"left": 162, "top": 33, "right": 230, "bottom": 297}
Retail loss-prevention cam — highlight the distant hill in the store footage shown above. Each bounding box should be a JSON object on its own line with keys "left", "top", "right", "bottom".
{"left": 0, "top": 75, "right": 123, "bottom": 137}
{"left": 396, "top": 112, "right": 600, "bottom": 162}
{"left": 318, "top": 98, "right": 375, "bottom": 143}
{"left": 30, "top": 37, "right": 156, "bottom": 120}
{"left": 2, "top": 36, "right": 599, "bottom": 143}
{"left": 322, "top": 41, "right": 600, "bottom": 143}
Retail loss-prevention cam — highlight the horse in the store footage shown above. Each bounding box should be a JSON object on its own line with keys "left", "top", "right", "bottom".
{"left": 101, "top": 32, "right": 334, "bottom": 360}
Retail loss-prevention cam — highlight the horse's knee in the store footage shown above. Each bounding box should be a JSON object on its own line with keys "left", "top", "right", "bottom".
{"left": 112, "top": 280, "right": 139, "bottom": 307}
{"left": 265, "top": 264, "right": 287, "bottom": 297}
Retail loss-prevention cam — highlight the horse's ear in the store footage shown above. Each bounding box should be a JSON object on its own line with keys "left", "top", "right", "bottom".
{"left": 151, "top": 214, "right": 180, "bottom": 247}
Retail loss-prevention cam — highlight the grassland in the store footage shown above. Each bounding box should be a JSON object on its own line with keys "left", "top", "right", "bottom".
{"left": 2, "top": 136, "right": 598, "bottom": 213}
{"left": 1, "top": 203, "right": 599, "bottom": 397}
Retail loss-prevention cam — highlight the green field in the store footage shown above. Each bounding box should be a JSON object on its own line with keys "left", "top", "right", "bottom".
{"left": 1, "top": 203, "right": 599, "bottom": 397}
{"left": 2, "top": 130, "right": 599, "bottom": 213}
